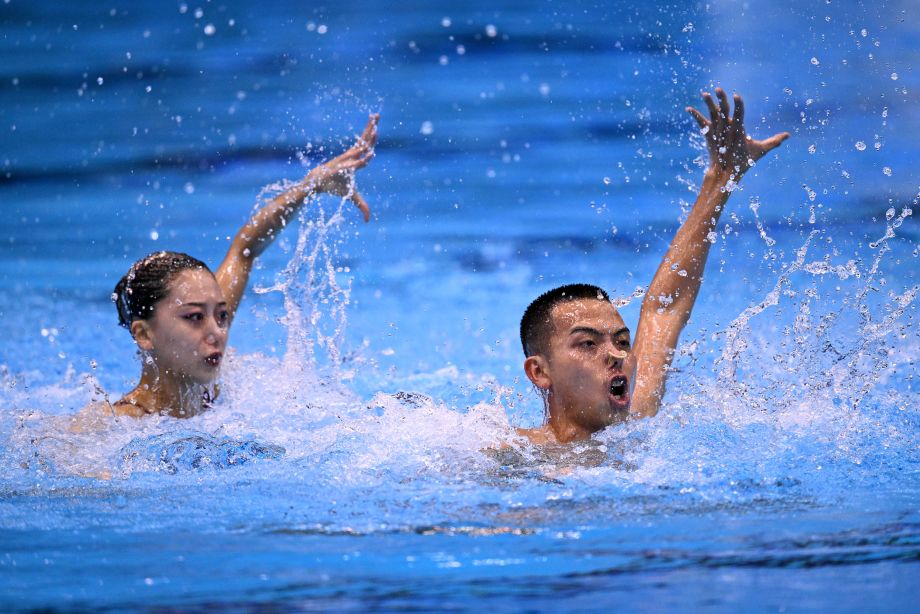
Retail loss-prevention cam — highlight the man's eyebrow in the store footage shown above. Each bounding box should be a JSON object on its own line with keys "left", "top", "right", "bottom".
{"left": 569, "top": 326, "right": 630, "bottom": 337}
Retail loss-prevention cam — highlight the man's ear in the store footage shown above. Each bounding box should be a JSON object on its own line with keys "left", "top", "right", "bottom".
{"left": 130, "top": 320, "right": 155, "bottom": 352}
{"left": 524, "top": 355, "right": 552, "bottom": 390}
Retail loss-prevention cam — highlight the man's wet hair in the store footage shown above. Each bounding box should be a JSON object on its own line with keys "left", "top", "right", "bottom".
{"left": 520, "top": 283, "right": 611, "bottom": 357}
{"left": 113, "top": 251, "right": 212, "bottom": 329}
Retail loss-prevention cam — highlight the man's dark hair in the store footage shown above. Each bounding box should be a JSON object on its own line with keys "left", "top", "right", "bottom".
{"left": 113, "top": 251, "right": 212, "bottom": 329}
{"left": 520, "top": 283, "right": 610, "bottom": 357}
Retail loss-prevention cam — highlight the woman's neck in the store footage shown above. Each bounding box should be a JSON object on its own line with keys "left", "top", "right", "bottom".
{"left": 119, "top": 364, "right": 208, "bottom": 418}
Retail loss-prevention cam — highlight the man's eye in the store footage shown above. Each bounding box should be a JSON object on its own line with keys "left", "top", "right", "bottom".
{"left": 183, "top": 313, "right": 203, "bottom": 322}
{"left": 618, "top": 339, "right": 631, "bottom": 349}
{"left": 580, "top": 340, "right": 596, "bottom": 348}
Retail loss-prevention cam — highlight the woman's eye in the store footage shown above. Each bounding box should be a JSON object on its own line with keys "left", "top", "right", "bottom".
{"left": 218, "top": 310, "right": 230, "bottom": 324}
{"left": 183, "top": 313, "right": 203, "bottom": 322}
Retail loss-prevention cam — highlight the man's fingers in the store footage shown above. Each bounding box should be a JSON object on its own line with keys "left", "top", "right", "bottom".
{"left": 761, "top": 131, "right": 791, "bottom": 152}
{"left": 687, "top": 106, "right": 708, "bottom": 129}
{"left": 351, "top": 191, "right": 371, "bottom": 223}
{"left": 732, "top": 94, "right": 745, "bottom": 128}
{"left": 716, "top": 88, "right": 730, "bottom": 122}
{"left": 702, "top": 91, "right": 719, "bottom": 124}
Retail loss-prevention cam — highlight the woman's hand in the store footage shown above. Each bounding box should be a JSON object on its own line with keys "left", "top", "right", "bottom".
{"left": 305, "top": 113, "right": 380, "bottom": 221}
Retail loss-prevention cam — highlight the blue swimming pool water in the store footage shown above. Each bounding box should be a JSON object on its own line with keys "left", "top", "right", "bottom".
{"left": 1, "top": 0, "right": 918, "bottom": 611}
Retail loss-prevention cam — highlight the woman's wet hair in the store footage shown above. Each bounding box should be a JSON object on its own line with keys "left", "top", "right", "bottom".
{"left": 520, "top": 283, "right": 611, "bottom": 357}
{"left": 113, "top": 251, "right": 212, "bottom": 328}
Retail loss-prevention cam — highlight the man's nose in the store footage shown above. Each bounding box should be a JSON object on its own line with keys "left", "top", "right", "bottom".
{"left": 606, "top": 348, "right": 627, "bottom": 365}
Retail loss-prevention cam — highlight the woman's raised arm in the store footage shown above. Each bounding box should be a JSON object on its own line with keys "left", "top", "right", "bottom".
{"left": 216, "top": 113, "right": 379, "bottom": 320}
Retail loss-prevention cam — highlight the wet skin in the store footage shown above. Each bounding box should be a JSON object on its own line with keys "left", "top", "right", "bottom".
{"left": 526, "top": 299, "right": 633, "bottom": 442}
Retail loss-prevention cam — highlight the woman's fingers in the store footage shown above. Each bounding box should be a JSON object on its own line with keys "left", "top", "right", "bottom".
{"left": 351, "top": 191, "right": 371, "bottom": 222}
{"left": 360, "top": 113, "right": 380, "bottom": 149}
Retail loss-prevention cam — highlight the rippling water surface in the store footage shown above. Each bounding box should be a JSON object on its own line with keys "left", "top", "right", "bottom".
{"left": 1, "top": 0, "right": 917, "bottom": 610}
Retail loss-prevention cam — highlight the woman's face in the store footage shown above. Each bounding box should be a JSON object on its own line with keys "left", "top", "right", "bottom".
{"left": 142, "top": 268, "right": 229, "bottom": 384}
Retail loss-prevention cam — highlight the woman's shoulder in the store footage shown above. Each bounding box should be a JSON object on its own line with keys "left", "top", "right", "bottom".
{"left": 69, "top": 398, "right": 146, "bottom": 433}
{"left": 69, "top": 401, "right": 118, "bottom": 433}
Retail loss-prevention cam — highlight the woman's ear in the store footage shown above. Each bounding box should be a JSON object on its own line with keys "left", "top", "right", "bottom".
{"left": 524, "top": 355, "right": 552, "bottom": 390}
{"left": 130, "top": 320, "right": 155, "bottom": 352}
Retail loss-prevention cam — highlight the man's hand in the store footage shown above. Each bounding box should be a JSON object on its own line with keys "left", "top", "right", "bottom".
{"left": 305, "top": 113, "right": 380, "bottom": 221}
{"left": 687, "top": 88, "right": 789, "bottom": 181}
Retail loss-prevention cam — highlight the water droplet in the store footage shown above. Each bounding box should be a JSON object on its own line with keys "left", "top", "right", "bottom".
{"left": 184, "top": 182, "right": 195, "bottom": 194}
{"left": 603, "top": 177, "right": 611, "bottom": 185}
{"left": 438, "top": 55, "right": 448, "bottom": 65}
{"left": 317, "top": 24, "right": 328, "bottom": 35}
{"left": 420, "top": 121, "right": 433, "bottom": 135}
{"left": 700, "top": 125, "right": 710, "bottom": 135}
{"left": 890, "top": 72, "right": 898, "bottom": 81}
{"left": 96, "top": 77, "right": 104, "bottom": 85}
{"left": 810, "top": 57, "right": 820, "bottom": 66}
{"left": 485, "top": 24, "right": 497, "bottom": 38}
{"left": 150, "top": 230, "right": 159, "bottom": 240}
{"left": 539, "top": 83, "right": 550, "bottom": 97}
{"left": 883, "top": 167, "right": 892, "bottom": 177}
{"left": 441, "top": 17, "right": 451, "bottom": 28}
{"left": 203, "top": 23, "right": 215, "bottom": 36}
{"left": 854, "top": 141, "right": 866, "bottom": 151}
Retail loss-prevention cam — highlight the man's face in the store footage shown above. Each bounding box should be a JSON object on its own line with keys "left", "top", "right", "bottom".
{"left": 543, "top": 299, "right": 632, "bottom": 433}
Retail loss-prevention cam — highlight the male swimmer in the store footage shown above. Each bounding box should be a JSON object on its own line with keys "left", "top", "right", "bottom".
{"left": 518, "top": 89, "right": 788, "bottom": 444}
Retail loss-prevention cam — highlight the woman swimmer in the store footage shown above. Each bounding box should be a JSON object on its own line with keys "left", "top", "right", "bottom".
{"left": 109, "top": 114, "right": 379, "bottom": 418}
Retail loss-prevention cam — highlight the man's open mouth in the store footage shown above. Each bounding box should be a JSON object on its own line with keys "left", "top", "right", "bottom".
{"left": 609, "top": 375, "right": 628, "bottom": 400}
{"left": 205, "top": 352, "right": 222, "bottom": 367}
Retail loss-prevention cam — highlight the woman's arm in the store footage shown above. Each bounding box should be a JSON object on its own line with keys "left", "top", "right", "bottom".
{"left": 216, "top": 113, "right": 379, "bottom": 320}
{"left": 629, "top": 90, "right": 788, "bottom": 418}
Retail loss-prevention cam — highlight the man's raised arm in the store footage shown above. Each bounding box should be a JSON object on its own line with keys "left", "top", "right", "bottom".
{"left": 629, "top": 89, "right": 789, "bottom": 418}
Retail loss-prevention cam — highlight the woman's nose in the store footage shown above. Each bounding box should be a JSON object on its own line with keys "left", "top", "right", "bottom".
{"left": 206, "top": 320, "right": 226, "bottom": 344}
